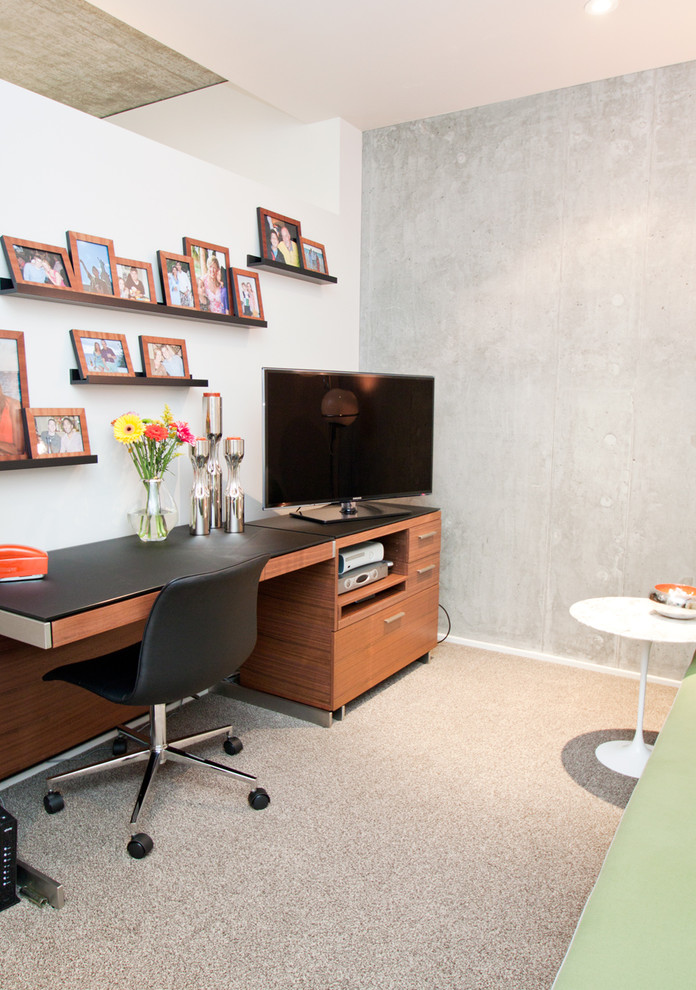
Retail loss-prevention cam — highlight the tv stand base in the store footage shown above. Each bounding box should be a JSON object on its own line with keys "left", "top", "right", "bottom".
{"left": 291, "top": 500, "right": 409, "bottom": 525}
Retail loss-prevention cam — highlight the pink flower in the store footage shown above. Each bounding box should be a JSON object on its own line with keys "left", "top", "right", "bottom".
{"left": 174, "top": 422, "right": 195, "bottom": 444}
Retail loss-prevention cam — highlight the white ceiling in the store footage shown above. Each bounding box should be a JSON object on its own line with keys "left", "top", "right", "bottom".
{"left": 85, "top": 0, "right": 696, "bottom": 131}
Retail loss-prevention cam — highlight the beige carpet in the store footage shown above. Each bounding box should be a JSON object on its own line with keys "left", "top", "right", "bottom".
{"left": 0, "top": 643, "right": 677, "bottom": 989}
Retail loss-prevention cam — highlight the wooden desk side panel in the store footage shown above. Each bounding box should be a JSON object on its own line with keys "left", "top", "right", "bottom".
{"left": 239, "top": 560, "right": 336, "bottom": 709}
{"left": 0, "top": 622, "right": 147, "bottom": 782}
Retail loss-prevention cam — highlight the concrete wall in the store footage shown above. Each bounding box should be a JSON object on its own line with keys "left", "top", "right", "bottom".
{"left": 361, "top": 61, "right": 696, "bottom": 680}
{"left": 0, "top": 81, "right": 363, "bottom": 551}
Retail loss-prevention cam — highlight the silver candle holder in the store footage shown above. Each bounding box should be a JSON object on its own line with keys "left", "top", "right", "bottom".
{"left": 224, "top": 437, "right": 245, "bottom": 533}
{"left": 189, "top": 437, "right": 211, "bottom": 536}
{"left": 203, "top": 392, "right": 223, "bottom": 529}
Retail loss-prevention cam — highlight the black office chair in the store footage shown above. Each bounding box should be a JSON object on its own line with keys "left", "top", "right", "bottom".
{"left": 42, "top": 556, "right": 270, "bottom": 859}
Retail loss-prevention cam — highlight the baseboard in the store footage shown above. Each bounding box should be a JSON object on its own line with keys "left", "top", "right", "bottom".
{"left": 439, "top": 632, "right": 683, "bottom": 688}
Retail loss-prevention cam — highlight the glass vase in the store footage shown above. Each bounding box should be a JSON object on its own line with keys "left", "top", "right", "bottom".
{"left": 128, "top": 478, "right": 178, "bottom": 543}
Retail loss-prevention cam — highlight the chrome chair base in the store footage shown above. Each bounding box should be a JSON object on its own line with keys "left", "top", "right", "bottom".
{"left": 45, "top": 704, "right": 257, "bottom": 825}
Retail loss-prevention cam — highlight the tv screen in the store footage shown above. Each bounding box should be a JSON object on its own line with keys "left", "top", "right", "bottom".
{"left": 263, "top": 368, "right": 434, "bottom": 523}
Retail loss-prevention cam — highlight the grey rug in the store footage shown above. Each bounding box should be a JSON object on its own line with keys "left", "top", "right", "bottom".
{"left": 0, "top": 643, "right": 677, "bottom": 989}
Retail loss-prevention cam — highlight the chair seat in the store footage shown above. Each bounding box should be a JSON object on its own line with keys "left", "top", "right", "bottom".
{"left": 43, "top": 644, "right": 141, "bottom": 705}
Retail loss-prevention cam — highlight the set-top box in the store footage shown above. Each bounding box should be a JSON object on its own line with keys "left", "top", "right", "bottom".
{"left": 338, "top": 560, "right": 391, "bottom": 595}
{"left": 337, "top": 541, "right": 384, "bottom": 576}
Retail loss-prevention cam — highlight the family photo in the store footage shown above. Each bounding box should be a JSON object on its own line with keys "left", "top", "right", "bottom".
{"left": 232, "top": 269, "right": 264, "bottom": 321}
{"left": 69, "top": 233, "right": 117, "bottom": 296}
{"left": 258, "top": 208, "right": 302, "bottom": 268}
{"left": 2, "top": 238, "right": 73, "bottom": 289}
{"left": 0, "top": 330, "right": 28, "bottom": 459}
{"left": 71, "top": 330, "right": 132, "bottom": 376}
{"left": 140, "top": 336, "right": 189, "bottom": 379}
{"left": 27, "top": 409, "right": 88, "bottom": 457}
{"left": 159, "top": 252, "right": 197, "bottom": 308}
{"left": 116, "top": 262, "right": 154, "bottom": 302}
{"left": 185, "top": 239, "right": 231, "bottom": 315}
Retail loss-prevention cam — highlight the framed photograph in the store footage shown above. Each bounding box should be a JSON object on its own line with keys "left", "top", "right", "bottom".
{"left": 67, "top": 231, "right": 119, "bottom": 297}
{"left": 183, "top": 238, "right": 231, "bottom": 315}
{"left": 257, "top": 208, "right": 302, "bottom": 268}
{"left": 139, "top": 335, "right": 190, "bottom": 379}
{"left": 70, "top": 329, "right": 134, "bottom": 379}
{"left": 115, "top": 257, "right": 157, "bottom": 304}
{"left": 231, "top": 268, "right": 265, "bottom": 321}
{"left": 1, "top": 236, "right": 74, "bottom": 290}
{"left": 300, "top": 238, "right": 329, "bottom": 275}
{"left": 0, "top": 330, "right": 30, "bottom": 460}
{"left": 24, "top": 407, "right": 90, "bottom": 458}
{"left": 158, "top": 251, "right": 199, "bottom": 309}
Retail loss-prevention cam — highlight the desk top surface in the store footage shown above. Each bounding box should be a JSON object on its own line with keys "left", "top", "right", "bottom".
{"left": 0, "top": 503, "right": 439, "bottom": 624}
{"left": 570, "top": 596, "right": 696, "bottom": 644}
{"left": 0, "top": 524, "right": 328, "bottom": 623}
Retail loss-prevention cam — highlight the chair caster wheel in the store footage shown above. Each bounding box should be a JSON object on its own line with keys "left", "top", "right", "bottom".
{"left": 224, "top": 735, "right": 243, "bottom": 756}
{"left": 112, "top": 736, "right": 128, "bottom": 756}
{"left": 248, "top": 787, "right": 270, "bottom": 810}
{"left": 43, "top": 791, "right": 64, "bottom": 814}
{"left": 127, "top": 833, "right": 153, "bottom": 859}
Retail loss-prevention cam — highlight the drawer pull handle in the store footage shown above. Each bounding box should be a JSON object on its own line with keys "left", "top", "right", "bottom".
{"left": 417, "top": 564, "right": 435, "bottom": 575}
{"left": 418, "top": 531, "right": 438, "bottom": 540}
{"left": 384, "top": 612, "right": 406, "bottom": 625}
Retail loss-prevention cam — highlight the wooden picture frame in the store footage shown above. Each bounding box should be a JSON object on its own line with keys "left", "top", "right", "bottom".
{"left": 300, "top": 238, "right": 329, "bottom": 275}
{"left": 70, "top": 329, "right": 135, "bottom": 379}
{"left": 231, "top": 268, "right": 265, "bottom": 321}
{"left": 67, "top": 231, "right": 119, "bottom": 297}
{"left": 139, "top": 335, "right": 190, "bottom": 379}
{"left": 257, "top": 208, "right": 302, "bottom": 268}
{"left": 24, "top": 407, "right": 90, "bottom": 458}
{"left": 115, "top": 257, "right": 157, "bottom": 304}
{"left": 0, "top": 329, "right": 30, "bottom": 460}
{"left": 157, "top": 251, "right": 199, "bottom": 309}
{"left": 183, "top": 238, "right": 231, "bottom": 315}
{"left": 1, "top": 236, "right": 74, "bottom": 290}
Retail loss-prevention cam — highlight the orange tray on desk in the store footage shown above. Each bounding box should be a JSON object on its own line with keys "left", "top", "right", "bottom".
{"left": 0, "top": 545, "right": 48, "bottom": 581}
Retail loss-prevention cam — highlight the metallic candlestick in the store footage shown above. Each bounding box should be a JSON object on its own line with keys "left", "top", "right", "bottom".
{"left": 224, "top": 437, "right": 245, "bottom": 533}
{"left": 203, "top": 392, "right": 223, "bottom": 528}
{"left": 189, "top": 438, "right": 210, "bottom": 535}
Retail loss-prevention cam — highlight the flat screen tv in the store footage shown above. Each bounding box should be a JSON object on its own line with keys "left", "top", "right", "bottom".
{"left": 263, "top": 367, "right": 435, "bottom": 523}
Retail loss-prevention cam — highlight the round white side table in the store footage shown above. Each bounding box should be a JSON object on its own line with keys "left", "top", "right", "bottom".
{"left": 570, "top": 597, "right": 696, "bottom": 778}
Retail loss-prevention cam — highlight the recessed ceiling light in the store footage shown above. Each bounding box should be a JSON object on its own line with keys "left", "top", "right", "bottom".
{"left": 584, "top": 0, "right": 619, "bottom": 13}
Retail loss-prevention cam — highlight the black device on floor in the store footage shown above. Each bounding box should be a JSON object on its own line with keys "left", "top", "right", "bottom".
{"left": 0, "top": 806, "right": 20, "bottom": 911}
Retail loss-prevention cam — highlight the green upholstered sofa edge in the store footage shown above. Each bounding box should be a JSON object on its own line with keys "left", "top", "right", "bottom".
{"left": 552, "top": 654, "right": 696, "bottom": 989}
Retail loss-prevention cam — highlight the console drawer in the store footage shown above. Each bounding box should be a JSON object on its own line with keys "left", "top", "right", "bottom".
{"left": 408, "top": 516, "right": 441, "bottom": 563}
{"left": 333, "top": 584, "right": 439, "bottom": 708}
{"left": 407, "top": 553, "right": 439, "bottom": 596}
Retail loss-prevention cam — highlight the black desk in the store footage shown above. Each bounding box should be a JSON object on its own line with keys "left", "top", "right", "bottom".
{"left": 0, "top": 523, "right": 335, "bottom": 783}
{"left": 0, "top": 503, "right": 436, "bottom": 779}
{"left": 0, "top": 525, "right": 333, "bottom": 649}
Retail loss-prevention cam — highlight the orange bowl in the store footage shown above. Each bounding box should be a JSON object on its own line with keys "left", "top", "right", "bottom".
{"left": 651, "top": 584, "right": 696, "bottom": 606}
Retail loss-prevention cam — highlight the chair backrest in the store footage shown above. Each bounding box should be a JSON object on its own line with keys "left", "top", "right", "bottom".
{"left": 124, "top": 555, "right": 269, "bottom": 706}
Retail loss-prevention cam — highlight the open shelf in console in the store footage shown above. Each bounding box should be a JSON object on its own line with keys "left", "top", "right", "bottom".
{"left": 335, "top": 526, "right": 410, "bottom": 628}
{"left": 337, "top": 575, "right": 408, "bottom": 624}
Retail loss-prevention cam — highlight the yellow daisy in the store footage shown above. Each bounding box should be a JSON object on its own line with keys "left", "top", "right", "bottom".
{"left": 113, "top": 412, "right": 145, "bottom": 444}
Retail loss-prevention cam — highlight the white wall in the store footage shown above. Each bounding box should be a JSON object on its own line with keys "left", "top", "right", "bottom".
{"left": 111, "top": 83, "right": 344, "bottom": 213}
{"left": 0, "top": 81, "right": 363, "bottom": 551}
